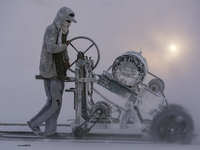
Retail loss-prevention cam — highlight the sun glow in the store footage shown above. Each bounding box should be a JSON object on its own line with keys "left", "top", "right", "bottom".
{"left": 169, "top": 44, "right": 179, "bottom": 56}
{"left": 162, "top": 44, "right": 180, "bottom": 62}
{"left": 171, "top": 45, "right": 176, "bottom": 50}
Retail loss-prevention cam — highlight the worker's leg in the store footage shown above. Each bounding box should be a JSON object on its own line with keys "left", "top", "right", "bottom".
{"left": 44, "top": 103, "right": 62, "bottom": 135}
{"left": 29, "top": 79, "right": 64, "bottom": 134}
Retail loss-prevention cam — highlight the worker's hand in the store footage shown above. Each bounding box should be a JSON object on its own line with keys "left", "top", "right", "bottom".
{"left": 64, "top": 59, "right": 70, "bottom": 70}
{"left": 65, "top": 40, "right": 70, "bottom": 46}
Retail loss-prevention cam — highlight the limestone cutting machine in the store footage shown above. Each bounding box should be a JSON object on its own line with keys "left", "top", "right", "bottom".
{"left": 62, "top": 36, "right": 193, "bottom": 143}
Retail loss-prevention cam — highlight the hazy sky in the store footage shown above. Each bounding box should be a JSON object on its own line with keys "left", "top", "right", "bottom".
{"left": 0, "top": 0, "right": 200, "bottom": 133}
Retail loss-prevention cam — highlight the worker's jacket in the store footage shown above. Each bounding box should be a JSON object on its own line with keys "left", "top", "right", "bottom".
{"left": 39, "top": 7, "right": 73, "bottom": 78}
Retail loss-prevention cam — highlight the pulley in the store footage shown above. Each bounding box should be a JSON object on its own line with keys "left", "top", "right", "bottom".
{"left": 148, "top": 78, "right": 165, "bottom": 94}
{"left": 91, "top": 101, "right": 112, "bottom": 119}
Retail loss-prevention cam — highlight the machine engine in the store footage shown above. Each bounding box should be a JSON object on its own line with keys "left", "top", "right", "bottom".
{"left": 112, "top": 51, "right": 148, "bottom": 86}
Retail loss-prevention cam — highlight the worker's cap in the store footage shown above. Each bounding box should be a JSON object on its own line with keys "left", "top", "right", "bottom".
{"left": 66, "top": 13, "right": 77, "bottom": 23}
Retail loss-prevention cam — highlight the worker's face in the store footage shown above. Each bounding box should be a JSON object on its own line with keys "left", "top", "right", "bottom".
{"left": 62, "top": 20, "right": 71, "bottom": 28}
{"left": 65, "top": 20, "right": 71, "bottom": 27}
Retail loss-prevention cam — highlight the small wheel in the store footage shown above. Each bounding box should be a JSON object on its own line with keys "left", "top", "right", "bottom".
{"left": 68, "top": 36, "right": 100, "bottom": 73}
{"left": 72, "top": 127, "right": 84, "bottom": 139}
{"left": 150, "top": 104, "right": 194, "bottom": 144}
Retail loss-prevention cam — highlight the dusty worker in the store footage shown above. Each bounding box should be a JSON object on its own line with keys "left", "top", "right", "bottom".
{"left": 27, "top": 7, "right": 77, "bottom": 138}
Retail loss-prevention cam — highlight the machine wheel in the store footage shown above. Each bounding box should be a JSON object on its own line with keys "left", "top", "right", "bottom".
{"left": 68, "top": 36, "right": 100, "bottom": 73}
{"left": 150, "top": 104, "right": 194, "bottom": 144}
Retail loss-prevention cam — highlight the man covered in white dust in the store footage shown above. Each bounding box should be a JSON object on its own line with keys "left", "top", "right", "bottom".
{"left": 27, "top": 7, "right": 77, "bottom": 138}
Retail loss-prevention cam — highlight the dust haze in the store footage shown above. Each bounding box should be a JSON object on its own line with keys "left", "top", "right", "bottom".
{"left": 0, "top": 0, "right": 200, "bottom": 134}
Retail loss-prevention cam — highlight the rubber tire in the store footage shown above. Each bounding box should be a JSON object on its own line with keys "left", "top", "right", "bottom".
{"left": 150, "top": 104, "right": 194, "bottom": 144}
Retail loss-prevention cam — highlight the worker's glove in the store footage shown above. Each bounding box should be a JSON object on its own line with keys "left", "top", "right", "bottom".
{"left": 65, "top": 40, "right": 70, "bottom": 46}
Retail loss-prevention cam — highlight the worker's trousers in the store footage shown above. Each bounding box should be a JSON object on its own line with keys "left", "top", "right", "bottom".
{"left": 29, "top": 79, "right": 64, "bottom": 135}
